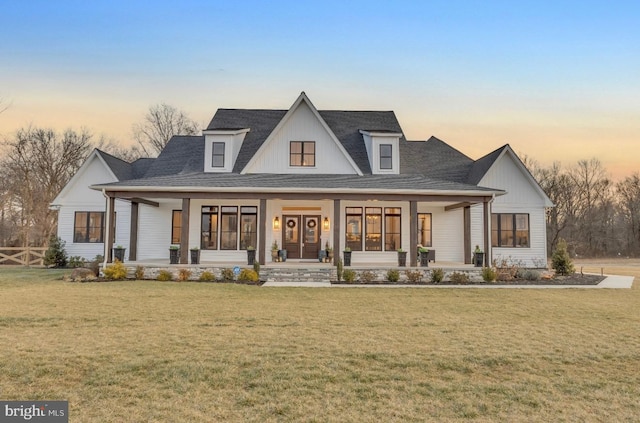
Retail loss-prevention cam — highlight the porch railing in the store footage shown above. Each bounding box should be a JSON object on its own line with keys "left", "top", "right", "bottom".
{"left": 0, "top": 247, "right": 47, "bottom": 266}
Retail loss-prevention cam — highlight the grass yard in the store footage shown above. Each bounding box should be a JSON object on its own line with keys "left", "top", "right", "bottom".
{"left": 0, "top": 265, "right": 639, "bottom": 422}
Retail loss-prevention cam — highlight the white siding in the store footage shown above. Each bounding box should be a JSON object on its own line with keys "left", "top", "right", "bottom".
{"left": 491, "top": 206, "right": 547, "bottom": 268}
{"left": 418, "top": 205, "right": 465, "bottom": 263}
{"left": 243, "top": 101, "right": 357, "bottom": 174}
{"left": 136, "top": 201, "right": 180, "bottom": 260}
{"left": 470, "top": 203, "right": 485, "bottom": 255}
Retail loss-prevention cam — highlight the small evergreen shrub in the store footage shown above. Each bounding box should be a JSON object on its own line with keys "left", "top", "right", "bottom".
{"left": 44, "top": 235, "right": 68, "bottom": 268}
{"left": 430, "top": 268, "right": 444, "bottom": 283}
{"left": 253, "top": 261, "right": 260, "bottom": 276}
{"left": 405, "top": 269, "right": 422, "bottom": 283}
{"left": 359, "top": 270, "right": 376, "bottom": 283}
{"left": 177, "top": 268, "right": 192, "bottom": 282}
{"left": 135, "top": 266, "right": 145, "bottom": 280}
{"left": 199, "top": 270, "right": 215, "bottom": 282}
{"left": 238, "top": 269, "right": 259, "bottom": 283}
{"left": 336, "top": 258, "right": 344, "bottom": 282}
{"left": 450, "top": 271, "right": 470, "bottom": 284}
{"left": 342, "top": 269, "right": 356, "bottom": 283}
{"left": 551, "top": 238, "right": 575, "bottom": 276}
{"left": 103, "top": 259, "right": 127, "bottom": 280}
{"left": 220, "top": 268, "right": 235, "bottom": 282}
{"left": 482, "top": 267, "right": 498, "bottom": 282}
{"left": 157, "top": 270, "right": 173, "bottom": 281}
{"left": 386, "top": 269, "right": 400, "bottom": 283}
{"left": 68, "top": 256, "right": 85, "bottom": 268}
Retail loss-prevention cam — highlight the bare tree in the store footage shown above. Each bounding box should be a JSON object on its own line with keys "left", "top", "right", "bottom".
{"left": 132, "top": 103, "right": 200, "bottom": 156}
{"left": 0, "top": 96, "right": 10, "bottom": 114}
{"left": 616, "top": 174, "right": 640, "bottom": 254}
{"left": 95, "top": 135, "right": 146, "bottom": 162}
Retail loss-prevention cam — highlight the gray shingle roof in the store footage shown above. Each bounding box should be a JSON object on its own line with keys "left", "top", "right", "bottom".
{"left": 142, "top": 136, "right": 205, "bottom": 177}
{"left": 400, "top": 136, "right": 474, "bottom": 182}
{"left": 95, "top": 149, "right": 134, "bottom": 181}
{"left": 466, "top": 145, "right": 507, "bottom": 185}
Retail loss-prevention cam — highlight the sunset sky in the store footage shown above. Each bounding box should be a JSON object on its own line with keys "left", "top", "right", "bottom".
{"left": 1, "top": 1, "right": 638, "bottom": 179}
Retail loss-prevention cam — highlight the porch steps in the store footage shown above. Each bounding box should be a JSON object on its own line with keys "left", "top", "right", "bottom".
{"left": 262, "top": 267, "right": 333, "bottom": 283}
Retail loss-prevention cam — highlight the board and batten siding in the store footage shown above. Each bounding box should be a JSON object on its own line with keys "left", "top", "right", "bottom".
{"left": 419, "top": 205, "right": 465, "bottom": 263}
{"left": 243, "top": 100, "right": 357, "bottom": 174}
{"left": 136, "top": 201, "right": 180, "bottom": 260}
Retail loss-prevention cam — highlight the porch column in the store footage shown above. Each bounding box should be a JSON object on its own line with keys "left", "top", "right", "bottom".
{"left": 333, "top": 199, "right": 340, "bottom": 265}
{"left": 484, "top": 199, "right": 490, "bottom": 267}
{"left": 410, "top": 201, "right": 418, "bottom": 267}
{"left": 259, "top": 199, "right": 267, "bottom": 265}
{"left": 180, "top": 198, "right": 190, "bottom": 264}
{"left": 129, "top": 201, "right": 139, "bottom": 261}
{"left": 106, "top": 195, "right": 115, "bottom": 263}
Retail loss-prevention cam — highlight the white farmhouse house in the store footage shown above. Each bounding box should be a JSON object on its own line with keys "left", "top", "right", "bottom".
{"left": 51, "top": 92, "right": 552, "bottom": 267}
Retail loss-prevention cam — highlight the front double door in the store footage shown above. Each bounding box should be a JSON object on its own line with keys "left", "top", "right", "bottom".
{"left": 282, "top": 215, "right": 321, "bottom": 259}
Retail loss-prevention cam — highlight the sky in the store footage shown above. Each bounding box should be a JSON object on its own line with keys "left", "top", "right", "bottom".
{"left": 1, "top": 0, "right": 638, "bottom": 179}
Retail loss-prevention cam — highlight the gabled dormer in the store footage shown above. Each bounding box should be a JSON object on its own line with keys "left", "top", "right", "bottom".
{"left": 202, "top": 128, "right": 250, "bottom": 173}
{"left": 360, "top": 130, "right": 402, "bottom": 174}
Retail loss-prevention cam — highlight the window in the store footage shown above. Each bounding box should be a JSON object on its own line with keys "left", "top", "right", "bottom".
{"left": 239, "top": 206, "right": 257, "bottom": 250}
{"left": 491, "top": 213, "right": 530, "bottom": 247}
{"left": 365, "top": 207, "right": 382, "bottom": 251}
{"left": 380, "top": 144, "right": 392, "bottom": 170}
{"left": 290, "top": 141, "right": 315, "bottom": 167}
{"left": 418, "top": 213, "right": 432, "bottom": 247}
{"left": 73, "top": 212, "right": 104, "bottom": 243}
{"left": 211, "top": 142, "right": 225, "bottom": 167}
{"left": 201, "top": 206, "right": 218, "bottom": 249}
{"left": 345, "top": 207, "right": 362, "bottom": 251}
{"left": 385, "top": 208, "right": 401, "bottom": 250}
{"left": 220, "top": 206, "right": 238, "bottom": 250}
{"left": 171, "top": 210, "right": 182, "bottom": 244}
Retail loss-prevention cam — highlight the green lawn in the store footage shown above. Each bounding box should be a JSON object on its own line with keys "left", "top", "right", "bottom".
{"left": 1, "top": 266, "right": 639, "bottom": 422}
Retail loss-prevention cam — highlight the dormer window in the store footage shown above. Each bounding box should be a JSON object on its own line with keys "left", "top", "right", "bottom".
{"left": 380, "top": 144, "right": 392, "bottom": 169}
{"left": 212, "top": 142, "right": 225, "bottom": 167}
{"left": 290, "top": 141, "right": 315, "bottom": 167}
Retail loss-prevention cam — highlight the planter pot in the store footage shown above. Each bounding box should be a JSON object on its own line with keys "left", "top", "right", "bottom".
{"left": 326, "top": 250, "right": 333, "bottom": 263}
{"left": 473, "top": 252, "right": 484, "bottom": 267}
{"left": 343, "top": 251, "right": 352, "bottom": 266}
{"left": 397, "top": 251, "right": 407, "bottom": 267}
{"left": 169, "top": 248, "right": 180, "bottom": 264}
{"left": 278, "top": 249, "right": 287, "bottom": 262}
{"left": 318, "top": 249, "right": 326, "bottom": 262}
{"left": 419, "top": 251, "right": 429, "bottom": 267}
{"left": 271, "top": 250, "right": 279, "bottom": 262}
{"left": 190, "top": 250, "right": 200, "bottom": 265}
{"left": 247, "top": 249, "right": 256, "bottom": 265}
{"left": 112, "top": 247, "right": 126, "bottom": 262}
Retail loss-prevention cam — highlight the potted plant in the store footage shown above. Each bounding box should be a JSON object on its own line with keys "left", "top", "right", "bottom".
{"left": 343, "top": 247, "right": 352, "bottom": 266}
{"left": 190, "top": 246, "right": 200, "bottom": 265}
{"left": 247, "top": 246, "right": 256, "bottom": 265}
{"left": 419, "top": 246, "right": 429, "bottom": 267}
{"left": 271, "top": 241, "right": 279, "bottom": 262}
{"left": 325, "top": 241, "right": 332, "bottom": 263}
{"left": 397, "top": 248, "right": 407, "bottom": 267}
{"left": 169, "top": 245, "right": 180, "bottom": 264}
{"left": 473, "top": 245, "right": 484, "bottom": 267}
{"left": 112, "top": 245, "right": 126, "bottom": 262}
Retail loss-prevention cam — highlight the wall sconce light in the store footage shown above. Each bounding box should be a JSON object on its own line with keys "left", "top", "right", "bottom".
{"left": 273, "top": 216, "right": 280, "bottom": 230}
{"left": 323, "top": 217, "right": 330, "bottom": 231}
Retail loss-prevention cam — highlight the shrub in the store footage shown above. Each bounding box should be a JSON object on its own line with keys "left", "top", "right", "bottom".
{"left": 494, "top": 257, "right": 522, "bottom": 281}
{"left": 405, "top": 269, "right": 422, "bottom": 283}
{"left": 336, "top": 258, "right": 343, "bottom": 282}
{"left": 522, "top": 269, "right": 541, "bottom": 281}
{"left": 343, "top": 269, "right": 356, "bottom": 283}
{"left": 44, "top": 235, "right": 67, "bottom": 268}
{"left": 177, "top": 268, "right": 192, "bottom": 282}
{"left": 135, "top": 266, "right": 145, "bottom": 280}
{"left": 481, "top": 267, "right": 497, "bottom": 282}
{"left": 449, "top": 271, "right": 470, "bottom": 284}
{"left": 238, "top": 269, "right": 259, "bottom": 283}
{"left": 552, "top": 238, "right": 575, "bottom": 276}
{"left": 199, "top": 271, "right": 215, "bottom": 282}
{"left": 88, "top": 255, "right": 103, "bottom": 276}
{"left": 103, "top": 259, "right": 127, "bottom": 280}
{"left": 220, "top": 268, "right": 235, "bottom": 282}
{"left": 359, "top": 270, "right": 376, "bottom": 283}
{"left": 430, "top": 268, "right": 444, "bottom": 283}
{"left": 157, "top": 270, "right": 173, "bottom": 281}
{"left": 253, "top": 261, "right": 260, "bottom": 276}
{"left": 386, "top": 269, "right": 400, "bottom": 283}
{"left": 68, "top": 256, "right": 85, "bottom": 268}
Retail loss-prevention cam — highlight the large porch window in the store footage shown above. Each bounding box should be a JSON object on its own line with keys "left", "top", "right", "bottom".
{"left": 201, "top": 207, "right": 219, "bottom": 249}
{"left": 220, "top": 206, "right": 238, "bottom": 250}
{"left": 418, "top": 213, "right": 432, "bottom": 247}
{"left": 73, "top": 211, "right": 105, "bottom": 243}
{"left": 346, "top": 207, "right": 403, "bottom": 251}
{"left": 491, "top": 213, "right": 530, "bottom": 247}
{"left": 171, "top": 210, "right": 182, "bottom": 244}
{"left": 385, "top": 207, "right": 401, "bottom": 250}
{"left": 239, "top": 206, "right": 257, "bottom": 249}
{"left": 200, "top": 205, "right": 258, "bottom": 250}
{"left": 365, "top": 208, "right": 382, "bottom": 251}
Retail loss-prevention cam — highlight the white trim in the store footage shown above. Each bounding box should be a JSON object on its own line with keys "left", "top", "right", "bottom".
{"left": 202, "top": 128, "right": 250, "bottom": 135}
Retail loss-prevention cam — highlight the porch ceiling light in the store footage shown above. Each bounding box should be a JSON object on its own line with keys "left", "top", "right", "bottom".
{"left": 273, "top": 216, "right": 280, "bottom": 230}
{"left": 323, "top": 217, "right": 330, "bottom": 231}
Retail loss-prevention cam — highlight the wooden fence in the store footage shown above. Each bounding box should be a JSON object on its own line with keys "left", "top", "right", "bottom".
{"left": 0, "top": 247, "right": 47, "bottom": 266}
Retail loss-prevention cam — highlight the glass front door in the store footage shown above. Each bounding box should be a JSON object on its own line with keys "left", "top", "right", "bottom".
{"left": 281, "top": 214, "right": 321, "bottom": 260}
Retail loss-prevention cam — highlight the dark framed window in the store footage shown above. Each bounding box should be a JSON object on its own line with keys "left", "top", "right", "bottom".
{"left": 171, "top": 210, "right": 182, "bottom": 244}
{"left": 239, "top": 206, "right": 257, "bottom": 250}
{"left": 380, "top": 144, "right": 393, "bottom": 169}
{"left": 220, "top": 206, "right": 238, "bottom": 250}
{"left": 365, "top": 207, "right": 382, "bottom": 251}
{"left": 290, "top": 141, "right": 315, "bottom": 167}
{"left": 345, "top": 207, "right": 363, "bottom": 251}
{"left": 212, "top": 142, "right": 225, "bottom": 167}
{"left": 201, "top": 206, "right": 218, "bottom": 249}
{"left": 491, "top": 213, "right": 530, "bottom": 247}
{"left": 73, "top": 212, "right": 104, "bottom": 243}
{"left": 385, "top": 207, "right": 401, "bottom": 250}
{"left": 418, "top": 213, "right": 432, "bottom": 247}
